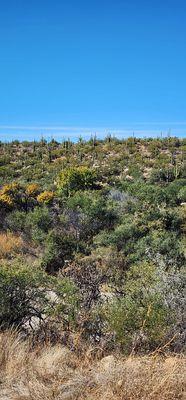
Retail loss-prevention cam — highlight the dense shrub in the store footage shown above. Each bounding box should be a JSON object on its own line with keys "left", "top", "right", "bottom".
{"left": 102, "top": 263, "right": 173, "bottom": 352}
{"left": 26, "top": 206, "right": 53, "bottom": 243}
{"left": 0, "top": 260, "right": 79, "bottom": 329}
{"left": 57, "top": 166, "right": 98, "bottom": 196}
{"left": 5, "top": 210, "right": 27, "bottom": 232}
{"left": 42, "top": 230, "right": 76, "bottom": 273}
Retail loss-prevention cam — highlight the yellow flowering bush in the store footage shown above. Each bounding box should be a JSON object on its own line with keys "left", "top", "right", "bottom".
{"left": 26, "top": 183, "right": 40, "bottom": 197}
{"left": 37, "top": 191, "right": 54, "bottom": 204}
{"left": 0, "top": 182, "right": 19, "bottom": 195}
{"left": 0, "top": 193, "right": 14, "bottom": 207}
{"left": 57, "top": 166, "right": 97, "bottom": 196}
{"left": 0, "top": 182, "right": 20, "bottom": 207}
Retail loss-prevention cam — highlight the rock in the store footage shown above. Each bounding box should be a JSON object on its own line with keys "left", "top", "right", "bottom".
{"left": 99, "top": 355, "right": 116, "bottom": 371}
{"left": 126, "top": 174, "right": 133, "bottom": 181}
{"left": 116, "top": 379, "right": 123, "bottom": 388}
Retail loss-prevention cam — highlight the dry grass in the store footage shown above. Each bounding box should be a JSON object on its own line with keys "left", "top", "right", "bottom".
{"left": 0, "top": 330, "right": 185, "bottom": 400}
{"left": 0, "top": 233, "right": 23, "bottom": 259}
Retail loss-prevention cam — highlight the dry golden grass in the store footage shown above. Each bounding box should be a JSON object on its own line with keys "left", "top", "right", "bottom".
{"left": 0, "top": 330, "right": 185, "bottom": 400}
{"left": 0, "top": 233, "right": 23, "bottom": 259}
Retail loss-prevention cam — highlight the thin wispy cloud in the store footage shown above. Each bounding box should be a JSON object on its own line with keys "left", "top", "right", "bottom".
{"left": 0, "top": 123, "right": 185, "bottom": 142}
{"left": 0, "top": 122, "right": 186, "bottom": 131}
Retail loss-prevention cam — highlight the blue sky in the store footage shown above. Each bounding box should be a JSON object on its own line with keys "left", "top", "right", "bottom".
{"left": 0, "top": 0, "right": 186, "bottom": 141}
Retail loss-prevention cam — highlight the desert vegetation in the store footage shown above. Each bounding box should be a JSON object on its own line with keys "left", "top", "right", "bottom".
{"left": 0, "top": 135, "right": 185, "bottom": 398}
{"left": 0, "top": 330, "right": 185, "bottom": 400}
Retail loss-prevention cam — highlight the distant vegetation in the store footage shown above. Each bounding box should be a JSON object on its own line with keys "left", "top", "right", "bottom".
{"left": 0, "top": 135, "right": 185, "bottom": 354}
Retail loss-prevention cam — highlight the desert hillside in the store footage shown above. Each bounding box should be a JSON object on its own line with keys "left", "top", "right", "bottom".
{"left": 0, "top": 136, "right": 185, "bottom": 398}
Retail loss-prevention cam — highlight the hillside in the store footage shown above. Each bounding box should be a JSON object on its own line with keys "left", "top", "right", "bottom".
{"left": 0, "top": 136, "right": 185, "bottom": 398}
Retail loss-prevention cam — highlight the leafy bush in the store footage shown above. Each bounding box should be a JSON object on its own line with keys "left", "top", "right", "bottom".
{"left": 5, "top": 210, "right": 27, "bottom": 232}
{"left": 178, "top": 186, "right": 186, "bottom": 202}
{"left": 150, "top": 168, "right": 175, "bottom": 183}
{"left": 42, "top": 230, "right": 76, "bottom": 273}
{"left": 65, "top": 190, "right": 117, "bottom": 240}
{"left": 37, "top": 191, "right": 54, "bottom": 204}
{"left": 57, "top": 166, "right": 97, "bottom": 196}
{"left": 0, "top": 260, "right": 79, "bottom": 329}
{"left": 25, "top": 206, "right": 53, "bottom": 243}
{"left": 103, "top": 262, "right": 173, "bottom": 352}
{"left": 25, "top": 183, "right": 40, "bottom": 196}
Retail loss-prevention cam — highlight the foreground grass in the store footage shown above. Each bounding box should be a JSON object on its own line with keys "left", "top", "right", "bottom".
{"left": 0, "top": 331, "right": 185, "bottom": 400}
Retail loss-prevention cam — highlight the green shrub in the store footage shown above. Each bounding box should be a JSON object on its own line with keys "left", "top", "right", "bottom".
{"left": 66, "top": 190, "right": 117, "bottom": 239}
{"left": 42, "top": 230, "right": 76, "bottom": 273}
{"left": 57, "top": 166, "right": 98, "bottom": 196}
{"left": 0, "top": 260, "right": 79, "bottom": 330}
{"left": 26, "top": 206, "right": 53, "bottom": 243}
{"left": 102, "top": 262, "right": 172, "bottom": 352}
{"left": 178, "top": 186, "right": 186, "bottom": 202}
{"left": 5, "top": 210, "right": 27, "bottom": 232}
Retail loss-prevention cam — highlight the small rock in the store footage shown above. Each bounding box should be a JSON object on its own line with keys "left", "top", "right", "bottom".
{"left": 116, "top": 379, "right": 123, "bottom": 388}
{"left": 99, "top": 355, "right": 116, "bottom": 371}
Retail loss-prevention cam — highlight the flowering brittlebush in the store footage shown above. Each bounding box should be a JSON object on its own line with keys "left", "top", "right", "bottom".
{"left": 37, "top": 191, "right": 54, "bottom": 204}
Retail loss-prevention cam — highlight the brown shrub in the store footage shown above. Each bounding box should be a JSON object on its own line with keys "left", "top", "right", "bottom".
{"left": 0, "top": 232, "right": 23, "bottom": 259}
